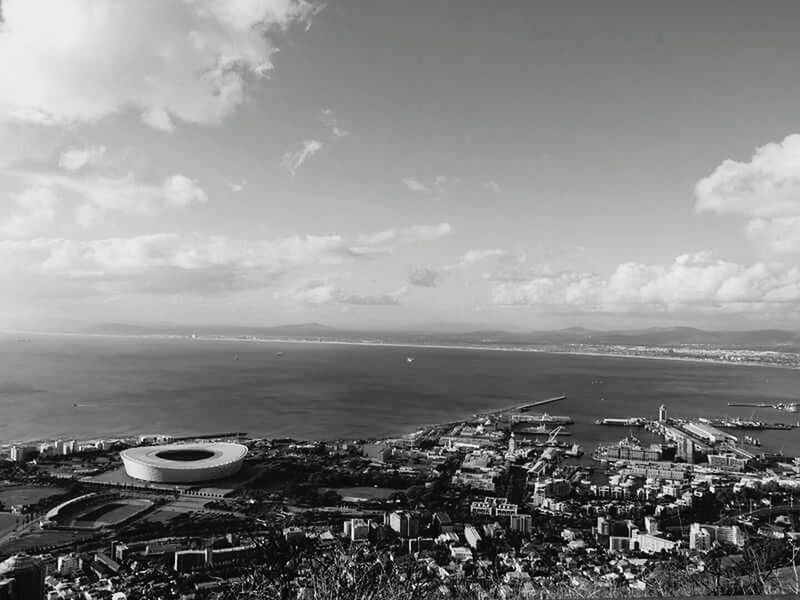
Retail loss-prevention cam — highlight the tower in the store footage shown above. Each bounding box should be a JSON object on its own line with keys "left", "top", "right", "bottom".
{"left": 658, "top": 404, "right": 667, "bottom": 423}
{"left": 508, "top": 432, "right": 516, "bottom": 454}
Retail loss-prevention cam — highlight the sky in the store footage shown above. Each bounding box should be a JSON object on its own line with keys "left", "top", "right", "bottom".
{"left": 2, "top": 0, "right": 800, "bottom": 331}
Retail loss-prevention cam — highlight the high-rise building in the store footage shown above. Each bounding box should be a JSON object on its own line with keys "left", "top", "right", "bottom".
{"left": 57, "top": 554, "right": 82, "bottom": 576}
{"left": 510, "top": 514, "right": 532, "bottom": 535}
{"left": 9, "top": 446, "right": 35, "bottom": 464}
{"left": 349, "top": 519, "right": 370, "bottom": 541}
{"left": 658, "top": 404, "right": 667, "bottom": 422}
{"left": 689, "top": 523, "right": 712, "bottom": 551}
{"left": 387, "top": 511, "right": 419, "bottom": 538}
{"left": 0, "top": 554, "right": 45, "bottom": 600}
{"left": 0, "top": 579, "right": 14, "bottom": 600}
{"left": 464, "top": 525, "right": 482, "bottom": 549}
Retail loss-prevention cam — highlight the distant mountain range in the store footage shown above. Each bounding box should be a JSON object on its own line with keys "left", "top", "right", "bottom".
{"left": 81, "top": 322, "right": 800, "bottom": 352}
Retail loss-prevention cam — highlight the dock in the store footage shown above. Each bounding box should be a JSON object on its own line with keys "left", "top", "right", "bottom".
{"left": 476, "top": 395, "right": 567, "bottom": 417}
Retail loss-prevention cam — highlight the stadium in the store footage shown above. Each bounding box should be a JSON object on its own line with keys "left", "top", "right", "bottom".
{"left": 43, "top": 493, "right": 153, "bottom": 530}
{"left": 120, "top": 442, "right": 248, "bottom": 483}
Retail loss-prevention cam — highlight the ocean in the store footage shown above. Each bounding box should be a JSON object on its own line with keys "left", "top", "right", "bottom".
{"left": 2, "top": 332, "right": 800, "bottom": 456}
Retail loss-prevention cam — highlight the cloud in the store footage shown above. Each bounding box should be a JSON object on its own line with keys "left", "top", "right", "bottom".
{"left": 0, "top": 232, "right": 355, "bottom": 296}
{"left": 28, "top": 173, "right": 209, "bottom": 226}
{"left": 227, "top": 180, "right": 247, "bottom": 192}
{"left": 696, "top": 134, "right": 800, "bottom": 218}
{"left": 319, "top": 108, "right": 349, "bottom": 138}
{"left": 458, "top": 248, "right": 523, "bottom": 267}
{"left": 482, "top": 180, "right": 502, "bottom": 194}
{"left": 0, "top": 0, "right": 320, "bottom": 129}
{"left": 0, "top": 187, "right": 61, "bottom": 238}
{"left": 696, "top": 134, "right": 800, "bottom": 255}
{"left": 401, "top": 178, "right": 431, "bottom": 194}
{"left": 58, "top": 145, "right": 106, "bottom": 171}
{"left": 141, "top": 108, "right": 176, "bottom": 133}
{"left": 490, "top": 251, "right": 800, "bottom": 313}
{"left": 358, "top": 223, "right": 453, "bottom": 246}
{"left": 276, "top": 280, "right": 406, "bottom": 305}
{"left": 402, "top": 175, "right": 450, "bottom": 195}
{"left": 408, "top": 266, "right": 442, "bottom": 288}
{"left": 281, "top": 140, "right": 323, "bottom": 175}
{"left": 746, "top": 217, "right": 800, "bottom": 254}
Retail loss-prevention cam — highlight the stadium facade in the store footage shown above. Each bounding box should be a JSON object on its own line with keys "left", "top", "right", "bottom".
{"left": 120, "top": 442, "right": 248, "bottom": 483}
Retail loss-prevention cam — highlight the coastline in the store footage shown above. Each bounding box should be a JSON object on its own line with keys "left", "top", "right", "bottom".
{"left": 2, "top": 328, "right": 798, "bottom": 372}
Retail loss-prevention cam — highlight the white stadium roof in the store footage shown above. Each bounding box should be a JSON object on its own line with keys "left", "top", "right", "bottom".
{"left": 120, "top": 442, "right": 248, "bottom": 483}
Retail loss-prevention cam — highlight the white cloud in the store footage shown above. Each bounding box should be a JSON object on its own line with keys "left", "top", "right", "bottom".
{"left": 402, "top": 175, "right": 451, "bottom": 195}
{"left": 58, "top": 145, "right": 106, "bottom": 171}
{"left": 281, "top": 140, "right": 323, "bottom": 175}
{"left": 162, "top": 175, "right": 208, "bottom": 208}
{"left": 697, "top": 134, "right": 800, "bottom": 255}
{"left": 0, "top": 232, "right": 353, "bottom": 295}
{"left": 0, "top": 0, "right": 320, "bottom": 129}
{"left": 402, "top": 177, "right": 431, "bottom": 194}
{"left": 358, "top": 223, "right": 453, "bottom": 246}
{"left": 227, "top": 180, "right": 247, "bottom": 192}
{"left": 36, "top": 173, "right": 208, "bottom": 226}
{"left": 458, "top": 248, "right": 522, "bottom": 267}
{"left": 490, "top": 251, "right": 800, "bottom": 313}
{"left": 0, "top": 187, "right": 61, "bottom": 238}
{"left": 319, "top": 108, "right": 349, "bottom": 138}
{"left": 408, "top": 267, "right": 442, "bottom": 288}
{"left": 746, "top": 217, "right": 800, "bottom": 254}
{"left": 141, "top": 108, "right": 176, "bottom": 133}
{"left": 696, "top": 134, "right": 800, "bottom": 218}
{"left": 276, "top": 280, "right": 406, "bottom": 305}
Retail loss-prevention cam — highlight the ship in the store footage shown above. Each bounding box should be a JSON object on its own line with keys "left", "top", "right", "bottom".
{"left": 512, "top": 413, "right": 573, "bottom": 425}
{"left": 513, "top": 424, "right": 572, "bottom": 436}
{"left": 594, "top": 417, "right": 645, "bottom": 427}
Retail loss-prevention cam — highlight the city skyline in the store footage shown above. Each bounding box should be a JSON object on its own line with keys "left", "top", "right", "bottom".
{"left": 3, "top": 1, "right": 800, "bottom": 331}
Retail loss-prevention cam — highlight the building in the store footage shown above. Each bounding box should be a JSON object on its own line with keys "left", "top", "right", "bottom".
{"left": 658, "top": 404, "right": 668, "bottom": 423}
{"left": 689, "top": 523, "right": 713, "bottom": 551}
{"left": 120, "top": 442, "right": 248, "bottom": 483}
{"left": 387, "top": 511, "right": 419, "bottom": 538}
{"left": 707, "top": 453, "right": 748, "bottom": 472}
{"left": 510, "top": 514, "right": 532, "bottom": 535}
{"left": 0, "top": 554, "right": 45, "bottom": 600}
{"left": 630, "top": 530, "right": 678, "bottom": 554}
{"left": 283, "top": 526, "right": 306, "bottom": 544}
{"left": 174, "top": 550, "right": 210, "bottom": 573}
{"left": 0, "top": 580, "right": 14, "bottom": 600}
{"left": 57, "top": 554, "right": 82, "bottom": 576}
{"left": 9, "top": 445, "right": 36, "bottom": 463}
{"left": 464, "top": 525, "right": 482, "bottom": 549}
{"left": 362, "top": 442, "right": 391, "bottom": 463}
{"left": 676, "top": 436, "right": 695, "bottom": 464}
{"left": 470, "top": 497, "right": 518, "bottom": 518}
{"left": 348, "top": 519, "right": 370, "bottom": 541}
{"left": 683, "top": 422, "right": 737, "bottom": 445}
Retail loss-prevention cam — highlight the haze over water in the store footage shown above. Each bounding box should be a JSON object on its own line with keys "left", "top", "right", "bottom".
{"left": 2, "top": 333, "right": 800, "bottom": 456}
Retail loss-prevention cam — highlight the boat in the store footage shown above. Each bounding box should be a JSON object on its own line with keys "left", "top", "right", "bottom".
{"left": 594, "top": 417, "right": 645, "bottom": 427}
{"left": 406, "top": 356, "right": 415, "bottom": 364}
{"left": 512, "top": 413, "right": 573, "bottom": 425}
